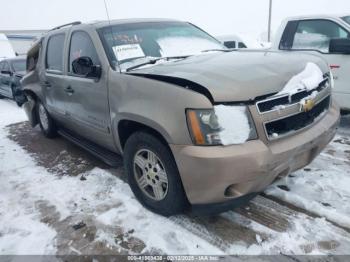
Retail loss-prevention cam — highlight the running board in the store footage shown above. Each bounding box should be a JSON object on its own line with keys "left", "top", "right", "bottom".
{"left": 58, "top": 129, "right": 121, "bottom": 167}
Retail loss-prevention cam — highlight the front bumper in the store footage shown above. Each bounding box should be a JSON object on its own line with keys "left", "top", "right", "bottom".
{"left": 170, "top": 102, "right": 340, "bottom": 205}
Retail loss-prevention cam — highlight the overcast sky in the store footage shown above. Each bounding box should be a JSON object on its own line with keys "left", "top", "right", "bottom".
{"left": 0, "top": 0, "right": 349, "bottom": 39}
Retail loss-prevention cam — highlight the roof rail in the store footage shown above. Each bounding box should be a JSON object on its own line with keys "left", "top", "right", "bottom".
{"left": 50, "top": 21, "right": 82, "bottom": 31}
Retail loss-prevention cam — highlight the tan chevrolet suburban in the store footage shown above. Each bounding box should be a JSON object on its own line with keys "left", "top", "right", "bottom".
{"left": 21, "top": 19, "right": 340, "bottom": 216}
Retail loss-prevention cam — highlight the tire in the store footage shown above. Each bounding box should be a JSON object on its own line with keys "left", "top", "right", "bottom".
{"left": 36, "top": 100, "right": 57, "bottom": 138}
{"left": 124, "top": 131, "right": 189, "bottom": 216}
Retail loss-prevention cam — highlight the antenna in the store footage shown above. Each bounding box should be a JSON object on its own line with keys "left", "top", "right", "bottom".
{"left": 103, "top": 0, "right": 111, "bottom": 22}
{"left": 102, "top": 0, "right": 121, "bottom": 72}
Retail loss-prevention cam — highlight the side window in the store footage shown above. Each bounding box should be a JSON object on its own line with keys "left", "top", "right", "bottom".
{"left": 238, "top": 42, "right": 247, "bottom": 48}
{"left": 46, "top": 34, "right": 65, "bottom": 72}
{"left": 0, "top": 62, "right": 3, "bottom": 71}
{"left": 27, "top": 41, "right": 41, "bottom": 72}
{"left": 292, "top": 20, "right": 350, "bottom": 53}
{"left": 69, "top": 31, "right": 100, "bottom": 75}
{"left": 223, "top": 41, "right": 236, "bottom": 49}
{"left": 2, "top": 62, "right": 10, "bottom": 71}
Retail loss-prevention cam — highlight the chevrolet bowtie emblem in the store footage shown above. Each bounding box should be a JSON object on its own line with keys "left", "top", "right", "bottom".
{"left": 301, "top": 99, "right": 315, "bottom": 112}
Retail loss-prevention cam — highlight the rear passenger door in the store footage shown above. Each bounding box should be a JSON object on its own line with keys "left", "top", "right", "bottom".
{"left": 64, "top": 29, "right": 114, "bottom": 149}
{"left": 44, "top": 33, "right": 70, "bottom": 119}
{"left": 279, "top": 19, "right": 350, "bottom": 109}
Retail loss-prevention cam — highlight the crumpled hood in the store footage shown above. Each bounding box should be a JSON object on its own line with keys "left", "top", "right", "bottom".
{"left": 128, "top": 50, "right": 329, "bottom": 102}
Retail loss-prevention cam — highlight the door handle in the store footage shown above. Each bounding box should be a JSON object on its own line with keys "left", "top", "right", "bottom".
{"left": 64, "top": 86, "right": 75, "bottom": 95}
{"left": 43, "top": 81, "right": 51, "bottom": 87}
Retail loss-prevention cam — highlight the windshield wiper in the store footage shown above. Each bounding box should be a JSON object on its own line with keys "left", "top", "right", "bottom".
{"left": 125, "top": 56, "right": 190, "bottom": 72}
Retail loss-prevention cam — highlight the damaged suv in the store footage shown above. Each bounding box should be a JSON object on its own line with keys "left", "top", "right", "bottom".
{"left": 22, "top": 19, "right": 340, "bottom": 216}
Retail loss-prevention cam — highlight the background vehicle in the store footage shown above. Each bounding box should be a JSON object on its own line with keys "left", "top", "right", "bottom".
{"left": 0, "top": 33, "right": 16, "bottom": 61}
{"left": 0, "top": 57, "right": 27, "bottom": 105}
{"left": 272, "top": 14, "right": 350, "bottom": 111}
{"left": 216, "top": 34, "right": 247, "bottom": 48}
{"left": 22, "top": 19, "right": 339, "bottom": 216}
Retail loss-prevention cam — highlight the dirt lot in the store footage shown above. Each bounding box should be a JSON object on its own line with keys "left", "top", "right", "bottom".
{"left": 1, "top": 100, "right": 350, "bottom": 258}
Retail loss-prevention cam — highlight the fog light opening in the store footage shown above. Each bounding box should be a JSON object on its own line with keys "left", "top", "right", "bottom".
{"left": 224, "top": 184, "right": 243, "bottom": 198}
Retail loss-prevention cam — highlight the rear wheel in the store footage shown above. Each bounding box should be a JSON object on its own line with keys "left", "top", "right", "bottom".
{"left": 37, "top": 101, "right": 57, "bottom": 138}
{"left": 124, "top": 131, "right": 188, "bottom": 216}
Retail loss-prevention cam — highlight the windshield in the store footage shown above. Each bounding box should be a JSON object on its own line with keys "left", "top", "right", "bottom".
{"left": 99, "top": 21, "right": 225, "bottom": 71}
{"left": 342, "top": 16, "right": 350, "bottom": 26}
{"left": 12, "top": 60, "right": 26, "bottom": 72}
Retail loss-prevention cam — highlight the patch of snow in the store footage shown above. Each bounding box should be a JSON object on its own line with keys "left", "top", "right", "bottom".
{"left": 277, "top": 62, "right": 324, "bottom": 96}
{"left": 266, "top": 134, "right": 350, "bottom": 229}
{"left": 0, "top": 100, "right": 222, "bottom": 255}
{"left": 157, "top": 36, "right": 222, "bottom": 57}
{"left": 272, "top": 105, "right": 286, "bottom": 111}
{"left": 214, "top": 105, "right": 251, "bottom": 145}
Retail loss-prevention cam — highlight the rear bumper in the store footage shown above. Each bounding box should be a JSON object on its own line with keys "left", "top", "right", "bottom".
{"left": 170, "top": 102, "right": 340, "bottom": 205}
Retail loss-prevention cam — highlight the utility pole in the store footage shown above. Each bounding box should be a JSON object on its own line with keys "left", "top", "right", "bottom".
{"left": 268, "top": 0, "right": 272, "bottom": 42}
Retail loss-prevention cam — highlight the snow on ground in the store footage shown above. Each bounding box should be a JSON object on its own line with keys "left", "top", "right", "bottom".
{"left": 266, "top": 133, "right": 350, "bottom": 228}
{"left": 1, "top": 99, "right": 350, "bottom": 256}
{"left": 0, "top": 100, "right": 222, "bottom": 255}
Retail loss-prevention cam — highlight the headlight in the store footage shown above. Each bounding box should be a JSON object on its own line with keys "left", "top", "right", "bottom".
{"left": 186, "top": 105, "right": 257, "bottom": 146}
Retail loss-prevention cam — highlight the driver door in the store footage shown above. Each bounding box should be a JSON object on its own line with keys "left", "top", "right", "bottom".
{"left": 64, "top": 29, "right": 114, "bottom": 150}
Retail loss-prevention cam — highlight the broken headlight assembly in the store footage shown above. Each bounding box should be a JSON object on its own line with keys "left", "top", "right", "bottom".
{"left": 186, "top": 106, "right": 258, "bottom": 146}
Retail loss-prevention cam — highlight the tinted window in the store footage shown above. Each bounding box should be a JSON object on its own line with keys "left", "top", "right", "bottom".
{"left": 223, "top": 41, "right": 236, "bottom": 48}
{"left": 342, "top": 16, "right": 350, "bottom": 26}
{"left": 28, "top": 41, "right": 41, "bottom": 72}
{"left": 46, "top": 34, "right": 65, "bottom": 71}
{"left": 2, "top": 61, "right": 10, "bottom": 71}
{"left": 238, "top": 42, "right": 247, "bottom": 48}
{"left": 69, "top": 31, "right": 99, "bottom": 73}
{"left": 12, "top": 60, "right": 26, "bottom": 72}
{"left": 292, "top": 19, "right": 350, "bottom": 53}
{"left": 0, "top": 62, "right": 3, "bottom": 71}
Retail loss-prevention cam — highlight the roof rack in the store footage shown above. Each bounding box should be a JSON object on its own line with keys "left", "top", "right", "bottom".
{"left": 50, "top": 21, "right": 82, "bottom": 31}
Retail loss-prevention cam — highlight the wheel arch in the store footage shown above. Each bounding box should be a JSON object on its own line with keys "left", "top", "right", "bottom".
{"left": 117, "top": 118, "right": 172, "bottom": 153}
{"left": 22, "top": 89, "right": 39, "bottom": 127}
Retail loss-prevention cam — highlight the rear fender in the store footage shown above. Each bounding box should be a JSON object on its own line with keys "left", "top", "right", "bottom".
{"left": 23, "top": 94, "right": 38, "bottom": 127}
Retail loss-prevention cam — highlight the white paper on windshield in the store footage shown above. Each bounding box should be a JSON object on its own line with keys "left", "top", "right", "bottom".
{"left": 112, "top": 44, "right": 145, "bottom": 61}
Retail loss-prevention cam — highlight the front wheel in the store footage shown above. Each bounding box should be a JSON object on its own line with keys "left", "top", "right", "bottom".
{"left": 124, "top": 132, "right": 189, "bottom": 216}
{"left": 37, "top": 101, "right": 57, "bottom": 138}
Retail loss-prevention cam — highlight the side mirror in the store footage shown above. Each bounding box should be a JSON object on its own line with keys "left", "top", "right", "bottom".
{"left": 329, "top": 38, "right": 350, "bottom": 54}
{"left": 1, "top": 70, "right": 13, "bottom": 76}
{"left": 71, "top": 56, "right": 102, "bottom": 79}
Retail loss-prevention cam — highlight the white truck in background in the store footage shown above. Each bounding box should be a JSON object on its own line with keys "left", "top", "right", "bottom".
{"left": 272, "top": 14, "right": 350, "bottom": 111}
{"left": 0, "top": 34, "right": 16, "bottom": 61}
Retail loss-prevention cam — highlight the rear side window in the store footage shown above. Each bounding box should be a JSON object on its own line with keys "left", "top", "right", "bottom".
{"left": 223, "top": 41, "right": 236, "bottom": 48}
{"left": 238, "top": 42, "right": 247, "bottom": 48}
{"left": 69, "top": 31, "right": 100, "bottom": 73}
{"left": 291, "top": 19, "right": 350, "bottom": 53}
{"left": 2, "top": 61, "right": 10, "bottom": 71}
{"left": 27, "top": 40, "right": 41, "bottom": 72}
{"left": 46, "top": 34, "right": 65, "bottom": 71}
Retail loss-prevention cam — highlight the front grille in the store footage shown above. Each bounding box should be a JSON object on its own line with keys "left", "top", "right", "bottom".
{"left": 257, "top": 78, "right": 329, "bottom": 113}
{"left": 265, "top": 96, "right": 330, "bottom": 139}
